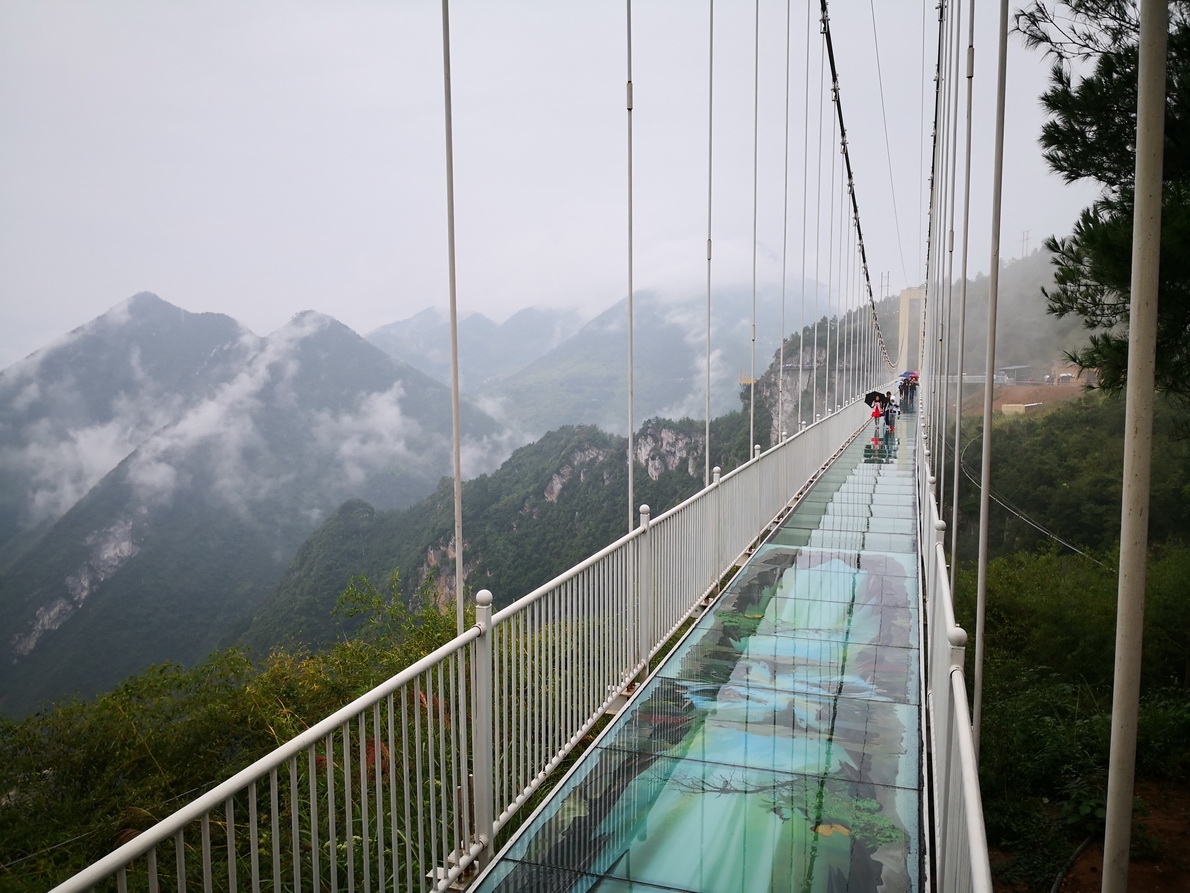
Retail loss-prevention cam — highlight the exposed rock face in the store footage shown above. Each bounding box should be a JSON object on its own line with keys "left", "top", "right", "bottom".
{"left": 634, "top": 425, "right": 702, "bottom": 481}
{"left": 544, "top": 446, "right": 613, "bottom": 502}
{"left": 422, "top": 538, "right": 478, "bottom": 614}
{"left": 12, "top": 515, "right": 141, "bottom": 657}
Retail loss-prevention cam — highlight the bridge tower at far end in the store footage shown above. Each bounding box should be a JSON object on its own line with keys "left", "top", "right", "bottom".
{"left": 896, "top": 286, "right": 924, "bottom": 371}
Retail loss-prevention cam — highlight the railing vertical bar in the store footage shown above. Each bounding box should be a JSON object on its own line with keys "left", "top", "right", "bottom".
{"left": 518, "top": 611, "right": 527, "bottom": 804}
{"left": 449, "top": 654, "right": 461, "bottom": 880}
{"left": 433, "top": 662, "right": 447, "bottom": 886}
{"left": 550, "top": 589, "right": 559, "bottom": 759}
{"left": 288, "top": 755, "right": 301, "bottom": 893}
{"left": 534, "top": 602, "right": 542, "bottom": 786}
{"left": 248, "top": 783, "right": 260, "bottom": 893}
{"left": 307, "top": 748, "right": 320, "bottom": 892}
{"left": 225, "top": 796, "right": 236, "bottom": 893}
{"left": 366, "top": 704, "right": 380, "bottom": 893}
{"left": 359, "top": 711, "right": 371, "bottom": 893}
{"left": 564, "top": 580, "right": 573, "bottom": 745}
{"left": 400, "top": 688, "right": 415, "bottom": 893}
{"left": 176, "top": 828, "right": 186, "bottom": 893}
{"left": 343, "top": 722, "right": 355, "bottom": 893}
{"left": 269, "top": 769, "right": 279, "bottom": 893}
{"left": 447, "top": 651, "right": 463, "bottom": 869}
{"left": 200, "top": 815, "right": 212, "bottom": 893}
{"left": 454, "top": 649, "right": 469, "bottom": 860}
{"left": 386, "top": 695, "right": 398, "bottom": 893}
{"left": 497, "top": 621, "right": 508, "bottom": 811}
{"left": 326, "top": 731, "right": 338, "bottom": 893}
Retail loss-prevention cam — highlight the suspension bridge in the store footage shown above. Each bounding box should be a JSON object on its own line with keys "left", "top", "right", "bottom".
{"left": 46, "top": 0, "right": 1171, "bottom": 890}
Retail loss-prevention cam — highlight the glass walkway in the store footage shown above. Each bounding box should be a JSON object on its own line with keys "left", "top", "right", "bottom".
{"left": 472, "top": 414, "right": 923, "bottom": 893}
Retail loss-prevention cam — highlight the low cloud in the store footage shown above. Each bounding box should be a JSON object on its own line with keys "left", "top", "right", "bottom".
{"left": 310, "top": 384, "right": 421, "bottom": 488}
{"left": 460, "top": 429, "right": 520, "bottom": 479}
{"left": 7, "top": 417, "right": 140, "bottom": 524}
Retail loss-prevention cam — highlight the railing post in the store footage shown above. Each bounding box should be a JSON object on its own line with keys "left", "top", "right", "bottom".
{"left": 711, "top": 467, "right": 721, "bottom": 591}
{"left": 753, "top": 445, "right": 762, "bottom": 535}
{"left": 472, "top": 590, "right": 494, "bottom": 870}
{"left": 935, "top": 519, "right": 947, "bottom": 595}
{"left": 780, "top": 431, "right": 788, "bottom": 503}
{"left": 637, "top": 505, "right": 652, "bottom": 670}
{"left": 940, "top": 625, "right": 969, "bottom": 886}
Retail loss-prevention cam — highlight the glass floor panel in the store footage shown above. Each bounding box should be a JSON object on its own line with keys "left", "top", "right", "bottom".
{"left": 780, "top": 514, "right": 915, "bottom": 535}
{"left": 473, "top": 416, "right": 923, "bottom": 893}
{"left": 776, "top": 530, "right": 916, "bottom": 553}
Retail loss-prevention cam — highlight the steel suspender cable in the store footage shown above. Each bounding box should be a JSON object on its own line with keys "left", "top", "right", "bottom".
{"left": 799, "top": 0, "right": 812, "bottom": 429}
{"left": 949, "top": 0, "right": 977, "bottom": 594}
{"left": 813, "top": 24, "right": 825, "bottom": 421}
{"left": 842, "top": 163, "right": 852, "bottom": 407}
{"left": 919, "top": 0, "right": 929, "bottom": 284}
{"left": 835, "top": 163, "right": 845, "bottom": 408}
{"left": 974, "top": 0, "right": 1011, "bottom": 758}
{"left": 939, "top": 0, "right": 963, "bottom": 526}
{"left": 778, "top": 0, "right": 792, "bottom": 440}
{"left": 705, "top": 0, "right": 714, "bottom": 485}
{"left": 439, "top": 0, "right": 465, "bottom": 636}
{"left": 749, "top": 0, "right": 759, "bottom": 451}
{"left": 825, "top": 101, "right": 838, "bottom": 413}
{"left": 931, "top": 0, "right": 953, "bottom": 460}
{"left": 625, "top": 0, "right": 636, "bottom": 534}
{"left": 923, "top": 1, "right": 946, "bottom": 404}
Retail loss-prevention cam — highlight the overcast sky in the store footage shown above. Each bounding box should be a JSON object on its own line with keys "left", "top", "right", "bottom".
{"left": 0, "top": 0, "right": 1101, "bottom": 370}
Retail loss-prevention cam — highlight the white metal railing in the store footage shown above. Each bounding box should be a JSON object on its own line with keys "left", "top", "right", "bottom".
{"left": 917, "top": 416, "right": 993, "bottom": 892}
{"left": 51, "top": 407, "right": 864, "bottom": 893}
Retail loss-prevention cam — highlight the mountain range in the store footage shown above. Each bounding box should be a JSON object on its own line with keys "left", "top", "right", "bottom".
{"left": 366, "top": 287, "right": 801, "bottom": 436}
{"left": 0, "top": 294, "right": 509, "bottom": 715}
{"left": 1, "top": 286, "right": 782, "bottom": 715}
{"left": 0, "top": 256, "right": 1071, "bottom": 716}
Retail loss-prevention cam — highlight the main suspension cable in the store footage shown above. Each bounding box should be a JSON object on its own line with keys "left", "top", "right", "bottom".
{"left": 820, "top": 0, "right": 894, "bottom": 370}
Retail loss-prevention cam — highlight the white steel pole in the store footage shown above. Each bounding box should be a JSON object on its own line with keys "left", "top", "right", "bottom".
{"left": 1102, "top": 1, "right": 1167, "bottom": 888}
{"left": 626, "top": 0, "right": 636, "bottom": 534}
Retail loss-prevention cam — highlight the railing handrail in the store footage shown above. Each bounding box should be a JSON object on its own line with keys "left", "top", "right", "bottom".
{"left": 917, "top": 403, "right": 994, "bottom": 892}
{"left": 46, "top": 403, "right": 889, "bottom": 893}
{"left": 52, "top": 624, "right": 484, "bottom": 893}
{"left": 491, "top": 409, "right": 840, "bottom": 627}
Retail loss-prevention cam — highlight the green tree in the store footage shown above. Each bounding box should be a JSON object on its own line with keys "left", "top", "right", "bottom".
{"left": 1016, "top": 1, "right": 1190, "bottom": 397}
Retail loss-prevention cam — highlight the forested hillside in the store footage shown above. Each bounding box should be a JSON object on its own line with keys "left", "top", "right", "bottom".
{"left": 237, "top": 411, "right": 763, "bottom": 652}
{"left": 940, "top": 393, "right": 1190, "bottom": 888}
{"left": 946, "top": 393, "right": 1190, "bottom": 559}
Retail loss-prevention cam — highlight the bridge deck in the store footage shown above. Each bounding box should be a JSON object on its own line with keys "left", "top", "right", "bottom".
{"left": 473, "top": 415, "right": 923, "bottom": 893}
